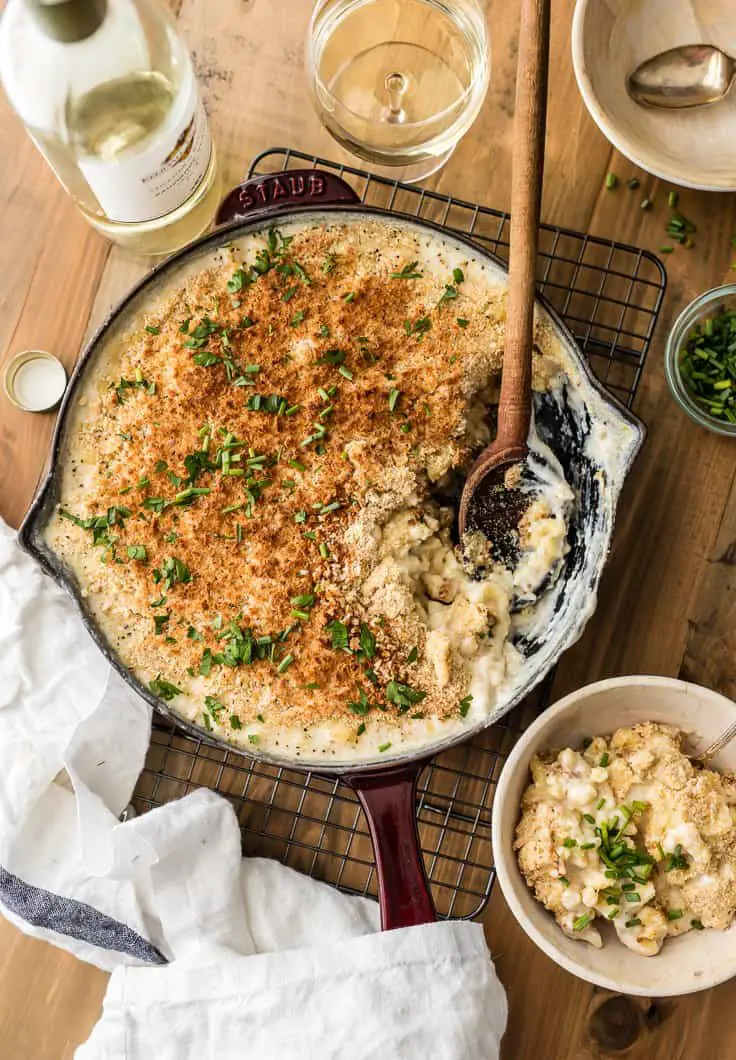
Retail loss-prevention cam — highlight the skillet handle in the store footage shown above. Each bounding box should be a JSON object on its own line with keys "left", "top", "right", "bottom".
{"left": 215, "top": 168, "right": 360, "bottom": 226}
{"left": 347, "top": 763, "right": 436, "bottom": 931}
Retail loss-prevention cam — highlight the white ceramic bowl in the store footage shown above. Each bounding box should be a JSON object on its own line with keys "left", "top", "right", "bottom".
{"left": 572, "top": 0, "right": 736, "bottom": 190}
{"left": 492, "top": 675, "right": 736, "bottom": 996}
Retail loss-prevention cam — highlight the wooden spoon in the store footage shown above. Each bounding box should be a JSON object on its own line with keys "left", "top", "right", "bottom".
{"left": 458, "top": 0, "right": 551, "bottom": 560}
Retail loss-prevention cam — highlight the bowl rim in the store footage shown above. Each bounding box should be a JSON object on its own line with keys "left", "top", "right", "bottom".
{"left": 664, "top": 284, "right": 736, "bottom": 438}
{"left": 570, "top": 0, "right": 736, "bottom": 193}
{"left": 491, "top": 674, "right": 736, "bottom": 996}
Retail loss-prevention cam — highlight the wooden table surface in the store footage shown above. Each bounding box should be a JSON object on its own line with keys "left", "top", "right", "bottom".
{"left": 1, "top": 0, "right": 735, "bottom": 1057}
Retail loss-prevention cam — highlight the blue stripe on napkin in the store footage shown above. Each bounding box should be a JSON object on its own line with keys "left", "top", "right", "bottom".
{"left": 0, "top": 865, "right": 167, "bottom": 965}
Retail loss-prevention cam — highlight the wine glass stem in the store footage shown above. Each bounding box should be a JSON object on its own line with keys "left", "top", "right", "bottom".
{"left": 383, "top": 72, "right": 408, "bottom": 124}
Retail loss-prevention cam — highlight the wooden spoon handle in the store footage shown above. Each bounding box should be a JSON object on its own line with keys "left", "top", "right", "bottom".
{"left": 495, "top": 0, "right": 551, "bottom": 451}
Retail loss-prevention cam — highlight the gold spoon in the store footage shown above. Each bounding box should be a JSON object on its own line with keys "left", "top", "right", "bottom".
{"left": 627, "top": 44, "right": 736, "bottom": 109}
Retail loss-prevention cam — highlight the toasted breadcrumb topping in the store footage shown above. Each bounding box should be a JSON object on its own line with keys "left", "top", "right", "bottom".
{"left": 48, "top": 218, "right": 566, "bottom": 759}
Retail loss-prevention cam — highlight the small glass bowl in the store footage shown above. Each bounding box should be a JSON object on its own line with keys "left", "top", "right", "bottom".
{"left": 664, "top": 284, "right": 736, "bottom": 438}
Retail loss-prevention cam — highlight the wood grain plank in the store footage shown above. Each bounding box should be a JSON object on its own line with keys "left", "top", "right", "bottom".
{"left": 0, "top": 918, "right": 107, "bottom": 1060}
{"left": 1, "top": 0, "right": 735, "bottom": 1058}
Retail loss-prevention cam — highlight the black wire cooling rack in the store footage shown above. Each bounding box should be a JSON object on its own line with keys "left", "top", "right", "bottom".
{"left": 132, "top": 147, "right": 667, "bottom": 920}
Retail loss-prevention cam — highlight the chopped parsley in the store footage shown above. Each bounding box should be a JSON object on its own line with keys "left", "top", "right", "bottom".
{"left": 153, "top": 612, "right": 170, "bottom": 635}
{"left": 459, "top": 695, "right": 473, "bottom": 717}
{"left": 110, "top": 373, "right": 155, "bottom": 404}
{"left": 407, "top": 646, "right": 418, "bottom": 664}
{"left": 59, "top": 506, "right": 131, "bottom": 549}
{"left": 153, "top": 555, "right": 191, "bottom": 591}
{"left": 358, "top": 623, "right": 376, "bottom": 660}
{"left": 126, "top": 544, "right": 147, "bottom": 562}
{"left": 378, "top": 742, "right": 392, "bottom": 753}
{"left": 319, "top": 347, "right": 347, "bottom": 366}
{"left": 149, "top": 675, "right": 182, "bottom": 701}
{"left": 390, "top": 261, "right": 423, "bottom": 280}
{"left": 386, "top": 680, "right": 426, "bottom": 712}
{"left": 404, "top": 316, "right": 431, "bottom": 339}
{"left": 388, "top": 387, "right": 401, "bottom": 412}
{"left": 227, "top": 268, "right": 249, "bottom": 293}
{"left": 456, "top": 317, "right": 469, "bottom": 328}
{"left": 325, "top": 619, "right": 350, "bottom": 652}
{"left": 348, "top": 689, "right": 373, "bottom": 716}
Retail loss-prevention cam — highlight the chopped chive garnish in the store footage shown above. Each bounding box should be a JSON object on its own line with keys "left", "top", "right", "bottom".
{"left": 605, "top": 172, "right": 618, "bottom": 190}
{"left": 562, "top": 837, "right": 577, "bottom": 848}
{"left": 559, "top": 876, "right": 570, "bottom": 887}
{"left": 276, "top": 654, "right": 294, "bottom": 674}
{"left": 456, "top": 317, "right": 469, "bottom": 328}
{"left": 691, "top": 918, "right": 704, "bottom": 930}
{"left": 678, "top": 309, "right": 736, "bottom": 424}
{"left": 378, "top": 742, "right": 391, "bottom": 753}
{"left": 625, "top": 918, "right": 642, "bottom": 928}
{"left": 599, "top": 752, "right": 610, "bottom": 767}
{"left": 640, "top": 198, "right": 652, "bottom": 210}
{"left": 319, "top": 542, "right": 330, "bottom": 559}
{"left": 668, "top": 190, "right": 679, "bottom": 208}
{"left": 388, "top": 387, "right": 401, "bottom": 412}
{"left": 573, "top": 913, "right": 594, "bottom": 932}
{"left": 626, "top": 177, "right": 640, "bottom": 189}
{"left": 667, "top": 909, "right": 684, "bottom": 921}
{"left": 344, "top": 292, "right": 356, "bottom": 303}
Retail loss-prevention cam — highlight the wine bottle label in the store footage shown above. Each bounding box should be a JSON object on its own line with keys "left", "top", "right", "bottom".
{"left": 78, "top": 77, "right": 212, "bottom": 225}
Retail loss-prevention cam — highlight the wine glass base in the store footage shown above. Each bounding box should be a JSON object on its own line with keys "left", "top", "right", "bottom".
{"left": 327, "top": 142, "right": 456, "bottom": 185}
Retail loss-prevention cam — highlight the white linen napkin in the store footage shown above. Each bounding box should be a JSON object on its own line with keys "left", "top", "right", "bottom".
{"left": 0, "top": 519, "right": 507, "bottom": 1058}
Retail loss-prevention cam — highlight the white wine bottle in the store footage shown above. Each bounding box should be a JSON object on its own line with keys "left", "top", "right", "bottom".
{"left": 0, "top": 0, "right": 222, "bottom": 255}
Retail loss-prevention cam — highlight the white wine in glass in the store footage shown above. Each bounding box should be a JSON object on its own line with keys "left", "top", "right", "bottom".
{"left": 306, "top": 0, "right": 491, "bottom": 183}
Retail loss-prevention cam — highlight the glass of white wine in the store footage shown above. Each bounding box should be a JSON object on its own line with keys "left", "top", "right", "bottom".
{"left": 306, "top": 0, "right": 490, "bottom": 183}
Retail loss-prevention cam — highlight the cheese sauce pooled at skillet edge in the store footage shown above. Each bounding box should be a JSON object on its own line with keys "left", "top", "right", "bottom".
{"left": 47, "top": 216, "right": 575, "bottom": 762}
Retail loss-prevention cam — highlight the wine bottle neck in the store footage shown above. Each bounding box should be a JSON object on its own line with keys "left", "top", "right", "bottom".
{"left": 26, "top": 0, "right": 108, "bottom": 43}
